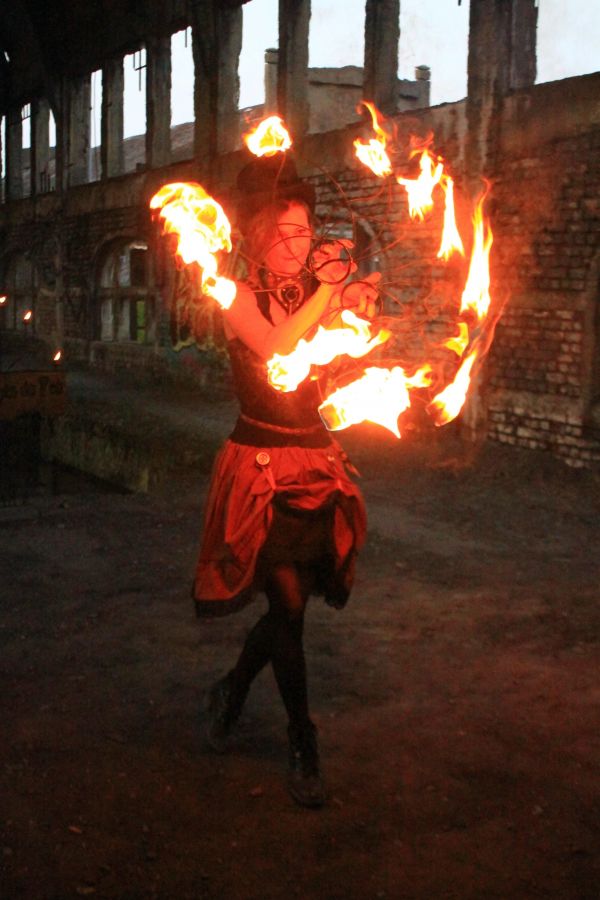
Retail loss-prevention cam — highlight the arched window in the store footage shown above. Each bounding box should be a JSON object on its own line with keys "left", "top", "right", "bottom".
{"left": 97, "top": 240, "right": 156, "bottom": 343}
{"left": 1, "top": 255, "right": 35, "bottom": 330}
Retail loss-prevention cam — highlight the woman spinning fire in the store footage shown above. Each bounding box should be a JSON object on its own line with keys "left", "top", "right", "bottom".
{"left": 193, "top": 152, "right": 379, "bottom": 807}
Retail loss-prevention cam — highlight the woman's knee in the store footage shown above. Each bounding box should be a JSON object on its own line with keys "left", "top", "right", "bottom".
{"left": 266, "top": 564, "right": 308, "bottom": 623}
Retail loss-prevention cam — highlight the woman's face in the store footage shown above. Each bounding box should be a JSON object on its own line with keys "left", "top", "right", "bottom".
{"left": 262, "top": 202, "right": 312, "bottom": 277}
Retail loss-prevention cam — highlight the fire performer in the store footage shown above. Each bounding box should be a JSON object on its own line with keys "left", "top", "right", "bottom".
{"left": 195, "top": 152, "right": 378, "bottom": 807}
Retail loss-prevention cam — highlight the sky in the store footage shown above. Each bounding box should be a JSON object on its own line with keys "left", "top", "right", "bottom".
{"left": 29, "top": 0, "right": 600, "bottom": 144}
{"left": 163, "top": 0, "right": 600, "bottom": 134}
{"left": 236, "top": 0, "right": 600, "bottom": 110}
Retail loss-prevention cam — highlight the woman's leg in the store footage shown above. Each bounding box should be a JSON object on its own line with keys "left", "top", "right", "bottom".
{"left": 207, "top": 561, "right": 325, "bottom": 805}
{"left": 265, "top": 563, "right": 324, "bottom": 807}
{"left": 222, "top": 561, "right": 311, "bottom": 727}
{"left": 227, "top": 610, "right": 276, "bottom": 715}
{"left": 264, "top": 563, "right": 310, "bottom": 729}
{"left": 206, "top": 609, "right": 274, "bottom": 752}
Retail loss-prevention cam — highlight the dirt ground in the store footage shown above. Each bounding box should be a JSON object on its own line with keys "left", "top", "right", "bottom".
{"left": 1, "top": 422, "right": 599, "bottom": 900}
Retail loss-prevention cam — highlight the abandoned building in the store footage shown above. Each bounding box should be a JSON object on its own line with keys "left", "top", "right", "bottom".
{"left": 2, "top": 5, "right": 600, "bottom": 898}
{"left": 0, "top": 0, "right": 599, "bottom": 474}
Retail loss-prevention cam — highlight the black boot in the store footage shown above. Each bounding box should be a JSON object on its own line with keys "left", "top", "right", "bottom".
{"left": 205, "top": 672, "right": 239, "bottom": 753}
{"left": 287, "top": 720, "right": 325, "bottom": 808}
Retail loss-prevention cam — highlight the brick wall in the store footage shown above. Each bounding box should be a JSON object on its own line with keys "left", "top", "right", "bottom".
{"left": 1, "top": 73, "right": 599, "bottom": 466}
{"left": 485, "top": 87, "right": 600, "bottom": 466}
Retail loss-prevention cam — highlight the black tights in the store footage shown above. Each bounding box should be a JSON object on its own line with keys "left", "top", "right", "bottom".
{"left": 228, "top": 563, "right": 311, "bottom": 729}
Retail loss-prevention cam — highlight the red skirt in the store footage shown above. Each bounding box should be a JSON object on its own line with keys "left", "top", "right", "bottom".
{"left": 193, "top": 439, "right": 367, "bottom": 617}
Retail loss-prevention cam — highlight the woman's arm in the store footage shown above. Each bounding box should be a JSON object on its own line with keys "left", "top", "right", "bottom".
{"left": 223, "top": 280, "right": 337, "bottom": 360}
{"left": 225, "top": 240, "right": 357, "bottom": 359}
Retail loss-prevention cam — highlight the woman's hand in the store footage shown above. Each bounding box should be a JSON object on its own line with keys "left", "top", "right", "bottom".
{"left": 310, "top": 239, "right": 357, "bottom": 285}
{"left": 332, "top": 271, "right": 381, "bottom": 320}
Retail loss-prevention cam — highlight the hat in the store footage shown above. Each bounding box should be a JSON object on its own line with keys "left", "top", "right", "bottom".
{"left": 235, "top": 153, "right": 316, "bottom": 232}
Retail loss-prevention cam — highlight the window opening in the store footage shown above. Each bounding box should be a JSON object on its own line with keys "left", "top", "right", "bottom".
{"left": 43, "top": 108, "right": 56, "bottom": 193}
{"left": 536, "top": 0, "right": 598, "bottom": 85}
{"left": 399, "top": 0, "right": 468, "bottom": 106}
{"left": 239, "top": 0, "right": 278, "bottom": 111}
{"left": 171, "top": 28, "right": 194, "bottom": 128}
{"left": 38, "top": 106, "right": 56, "bottom": 194}
{"left": 1, "top": 114, "right": 5, "bottom": 203}
{"left": 89, "top": 69, "right": 102, "bottom": 182}
{"left": 309, "top": 0, "right": 364, "bottom": 69}
{"left": 49, "top": 110, "right": 56, "bottom": 149}
{"left": 170, "top": 27, "right": 195, "bottom": 161}
{"left": 123, "top": 48, "right": 146, "bottom": 172}
{"left": 98, "top": 241, "right": 155, "bottom": 344}
{"left": 21, "top": 103, "right": 31, "bottom": 197}
{"left": 307, "top": 0, "right": 365, "bottom": 133}
{"left": 21, "top": 103, "right": 31, "bottom": 149}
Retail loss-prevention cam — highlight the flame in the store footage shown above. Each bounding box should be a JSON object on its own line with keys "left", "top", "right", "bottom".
{"left": 0, "top": 294, "right": 7, "bottom": 305}
{"left": 244, "top": 115, "right": 292, "bottom": 157}
{"left": 150, "top": 182, "right": 236, "bottom": 309}
{"left": 23, "top": 310, "right": 32, "bottom": 321}
{"left": 319, "top": 365, "right": 432, "bottom": 437}
{"left": 312, "top": 170, "right": 494, "bottom": 436}
{"left": 444, "top": 322, "right": 470, "bottom": 357}
{"left": 397, "top": 149, "right": 444, "bottom": 221}
{"left": 268, "top": 309, "right": 391, "bottom": 393}
{"left": 428, "top": 350, "right": 478, "bottom": 426}
{"left": 437, "top": 176, "right": 464, "bottom": 261}
{"left": 353, "top": 102, "right": 392, "bottom": 178}
{"left": 53, "top": 350, "right": 62, "bottom": 363}
{"left": 460, "top": 192, "right": 493, "bottom": 321}
{"left": 427, "top": 194, "right": 492, "bottom": 425}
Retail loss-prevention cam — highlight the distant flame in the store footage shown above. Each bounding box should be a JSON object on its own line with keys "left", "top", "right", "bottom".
{"left": 437, "top": 176, "right": 464, "bottom": 261}
{"left": 268, "top": 309, "right": 391, "bottom": 393}
{"left": 150, "top": 181, "right": 236, "bottom": 309}
{"left": 428, "top": 351, "right": 478, "bottom": 426}
{"left": 353, "top": 101, "right": 392, "bottom": 178}
{"left": 244, "top": 115, "right": 292, "bottom": 157}
{"left": 0, "top": 294, "right": 7, "bottom": 305}
{"left": 397, "top": 149, "right": 444, "bottom": 221}
{"left": 460, "top": 192, "right": 493, "bottom": 321}
{"left": 319, "top": 365, "right": 432, "bottom": 438}
{"left": 23, "top": 310, "right": 32, "bottom": 322}
{"left": 53, "top": 350, "right": 62, "bottom": 363}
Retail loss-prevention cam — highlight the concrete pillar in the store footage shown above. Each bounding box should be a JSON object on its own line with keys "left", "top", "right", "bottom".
{"left": 101, "top": 58, "right": 124, "bottom": 179}
{"left": 278, "top": 0, "right": 310, "bottom": 140}
{"left": 146, "top": 35, "right": 171, "bottom": 168}
{"left": 192, "top": 1, "right": 243, "bottom": 164}
{"left": 364, "top": 0, "right": 400, "bottom": 115}
{"left": 464, "top": 0, "right": 537, "bottom": 440}
{"left": 53, "top": 81, "right": 67, "bottom": 195}
{"left": 34, "top": 98, "right": 50, "bottom": 194}
{"left": 0, "top": 117, "right": 3, "bottom": 203}
{"left": 264, "top": 48, "right": 279, "bottom": 115}
{"left": 215, "top": 4, "right": 242, "bottom": 155}
{"left": 466, "top": 0, "right": 538, "bottom": 177}
{"left": 6, "top": 109, "right": 23, "bottom": 201}
{"left": 68, "top": 75, "right": 91, "bottom": 187}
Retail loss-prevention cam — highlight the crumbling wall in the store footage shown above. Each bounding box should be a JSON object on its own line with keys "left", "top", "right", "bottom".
{"left": 4, "top": 76, "right": 600, "bottom": 465}
{"left": 1, "top": 6, "right": 599, "bottom": 466}
{"left": 487, "top": 74, "right": 600, "bottom": 466}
